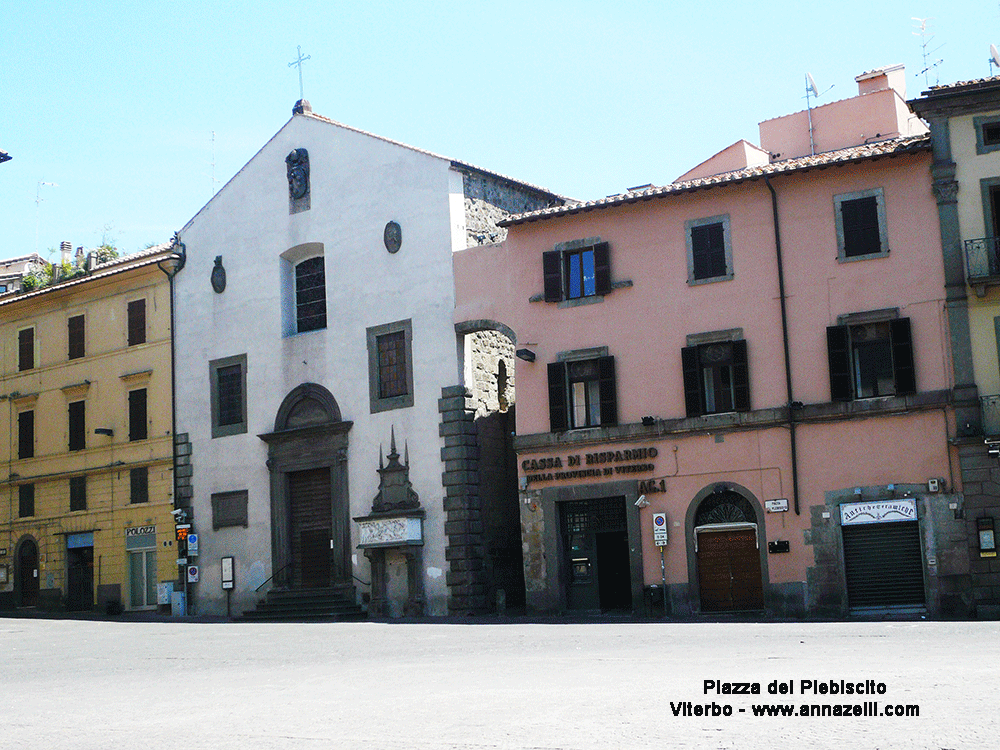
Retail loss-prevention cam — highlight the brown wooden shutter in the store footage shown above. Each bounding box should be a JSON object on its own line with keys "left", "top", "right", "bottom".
{"left": 593, "top": 242, "right": 611, "bottom": 295}
{"left": 127, "top": 299, "right": 146, "bottom": 346}
{"left": 18, "top": 328, "right": 34, "bottom": 371}
{"left": 68, "top": 401, "right": 86, "bottom": 451}
{"left": 543, "top": 250, "right": 563, "bottom": 302}
{"left": 68, "top": 315, "right": 85, "bottom": 359}
{"left": 890, "top": 318, "right": 916, "bottom": 395}
{"left": 547, "top": 361, "right": 568, "bottom": 431}
{"left": 732, "top": 339, "right": 751, "bottom": 412}
{"left": 826, "top": 325, "right": 852, "bottom": 401}
{"left": 681, "top": 346, "right": 703, "bottom": 417}
{"left": 129, "top": 389, "right": 148, "bottom": 441}
{"left": 598, "top": 355, "right": 617, "bottom": 426}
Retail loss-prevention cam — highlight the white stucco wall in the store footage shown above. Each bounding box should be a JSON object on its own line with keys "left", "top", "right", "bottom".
{"left": 174, "top": 113, "right": 463, "bottom": 616}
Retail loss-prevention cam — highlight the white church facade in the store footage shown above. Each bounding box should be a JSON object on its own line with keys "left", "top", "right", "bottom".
{"left": 172, "top": 101, "right": 562, "bottom": 618}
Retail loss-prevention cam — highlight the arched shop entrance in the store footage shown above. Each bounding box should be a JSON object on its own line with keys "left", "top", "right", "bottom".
{"left": 691, "top": 487, "right": 765, "bottom": 612}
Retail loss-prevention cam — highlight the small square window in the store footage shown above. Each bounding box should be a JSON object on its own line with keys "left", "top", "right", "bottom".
{"left": 834, "top": 188, "right": 889, "bottom": 261}
{"left": 547, "top": 355, "right": 617, "bottom": 432}
{"left": 18, "top": 484, "right": 35, "bottom": 518}
{"left": 686, "top": 215, "right": 733, "bottom": 284}
{"left": 975, "top": 115, "right": 1000, "bottom": 154}
{"left": 210, "top": 354, "right": 248, "bottom": 438}
{"left": 367, "top": 320, "right": 414, "bottom": 413}
{"left": 130, "top": 467, "right": 149, "bottom": 504}
{"left": 827, "top": 317, "right": 916, "bottom": 401}
{"left": 127, "top": 299, "right": 146, "bottom": 346}
{"left": 70, "top": 476, "right": 87, "bottom": 512}
{"left": 681, "top": 339, "right": 751, "bottom": 417}
{"left": 68, "top": 315, "right": 85, "bottom": 360}
{"left": 542, "top": 240, "right": 611, "bottom": 303}
{"left": 18, "top": 327, "right": 34, "bottom": 371}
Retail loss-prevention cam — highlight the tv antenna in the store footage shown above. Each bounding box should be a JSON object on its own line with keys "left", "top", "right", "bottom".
{"left": 805, "top": 73, "right": 833, "bottom": 156}
{"left": 990, "top": 43, "right": 1000, "bottom": 75}
{"left": 913, "top": 18, "right": 944, "bottom": 87}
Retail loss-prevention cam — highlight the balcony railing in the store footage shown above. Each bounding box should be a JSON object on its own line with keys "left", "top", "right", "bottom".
{"left": 982, "top": 394, "right": 1000, "bottom": 437}
{"left": 965, "top": 237, "right": 1000, "bottom": 282}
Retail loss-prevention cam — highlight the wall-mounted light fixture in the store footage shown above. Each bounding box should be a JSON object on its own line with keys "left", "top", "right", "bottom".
{"left": 641, "top": 416, "right": 656, "bottom": 426}
{"left": 94, "top": 428, "right": 114, "bottom": 436}
{"left": 515, "top": 348, "right": 536, "bottom": 362}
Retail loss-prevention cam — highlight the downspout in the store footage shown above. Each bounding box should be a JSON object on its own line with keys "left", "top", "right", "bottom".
{"left": 764, "top": 175, "right": 801, "bottom": 515}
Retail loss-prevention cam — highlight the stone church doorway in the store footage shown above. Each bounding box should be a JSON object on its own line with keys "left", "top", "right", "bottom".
{"left": 260, "top": 384, "right": 352, "bottom": 591}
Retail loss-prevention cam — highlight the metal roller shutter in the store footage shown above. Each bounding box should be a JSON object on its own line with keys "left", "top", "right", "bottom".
{"left": 842, "top": 521, "right": 924, "bottom": 609}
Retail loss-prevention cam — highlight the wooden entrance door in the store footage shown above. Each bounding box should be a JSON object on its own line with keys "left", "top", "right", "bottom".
{"left": 289, "top": 468, "right": 333, "bottom": 589}
{"left": 18, "top": 539, "right": 39, "bottom": 607}
{"left": 697, "top": 528, "right": 763, "bottom": 612}
{"left": 66, "top": 545, "right": 94, "bottom": 611}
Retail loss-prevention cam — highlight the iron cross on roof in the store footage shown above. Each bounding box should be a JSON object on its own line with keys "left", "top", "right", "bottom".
{"left": 288, "top": 45, "right": 311, "bottom": 100}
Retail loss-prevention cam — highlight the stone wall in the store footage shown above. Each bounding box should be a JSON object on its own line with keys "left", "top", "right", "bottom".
{"left": 958, "top": 442, "right": 1000, "bottom": 618}
{"left": 466, "top": 330, "right": 515, "bottom": 418}
{"left": 461, "top": 171, "right": 564, "bottom": 247}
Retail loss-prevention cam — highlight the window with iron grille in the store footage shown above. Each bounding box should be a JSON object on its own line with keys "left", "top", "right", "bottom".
{"left": 834, "top": 188, "right": 888, "bottom": 261}
{"left": 68, "top": 400, "right": 86, "bottom": 451}
{"left": 68, "top": 315, "right": 85, "bottom": 359}
{"left": 18, "top": 484, "right": 34, "bottom": 518}
{"left": 127, "top": 299, "right": 146, "bottom": 346}
{"left": 18, "top": 327, "right": 34, "bottom": 371}
{"left": 209, "top": 354, "right": 247, "bottom": 438}
{"left": 686, "top": 215, "right": 733, "bottom": 284}
{"left": 129, "top": 389, "right": 147, "bottom": 441}
{"left": 295, "top": 256, "right": 327, "bottom": 333}
{"left": 18, "top": 410, "right": 34, "bottom": 460}
{"left": 70, "top": 476, "right": 87, "bottom": 512}
{"left": 130, "top": 467, "right": 149, "bottom": 504}
{"left": 367, "top": 320, "right": 414, "bottom": 412}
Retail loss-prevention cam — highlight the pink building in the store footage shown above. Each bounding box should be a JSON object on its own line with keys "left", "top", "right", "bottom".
{"left": 455, "top": 66, "right": 972, "bottom": 618}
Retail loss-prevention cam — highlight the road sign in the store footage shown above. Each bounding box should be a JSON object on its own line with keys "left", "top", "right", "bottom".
{"left": 653, "top": 512, "right": 668, "bottom": 546}
{"left": 187, "top": 533, "right": 199, "bottom": 556}
{"left": 187, "top": 565, "right": 199, "bottom": 584}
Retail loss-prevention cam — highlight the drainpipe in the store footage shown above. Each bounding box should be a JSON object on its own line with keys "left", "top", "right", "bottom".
{"left": 764, "top": 175, "right": 801, "bottom": 516}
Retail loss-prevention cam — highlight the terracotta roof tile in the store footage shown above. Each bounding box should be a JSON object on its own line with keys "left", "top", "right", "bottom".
{"left": 500, "top": 135, "right": 930, "bottom": 227}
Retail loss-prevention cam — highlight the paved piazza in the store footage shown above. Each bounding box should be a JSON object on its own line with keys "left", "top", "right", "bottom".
{"left": 1, "top": 617, "right": 995, "bottom": 749}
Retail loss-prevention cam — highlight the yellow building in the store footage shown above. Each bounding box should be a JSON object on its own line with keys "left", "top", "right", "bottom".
{"left": 0, "top": 245, "right": 178, "bottom": 612}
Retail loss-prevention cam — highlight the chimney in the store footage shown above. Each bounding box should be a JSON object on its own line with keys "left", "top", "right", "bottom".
{"left": 856, "top": 64, "right": 906, "bottom": 99}
{"left": 60, "top": 241, "right": 71, "bottom": 265}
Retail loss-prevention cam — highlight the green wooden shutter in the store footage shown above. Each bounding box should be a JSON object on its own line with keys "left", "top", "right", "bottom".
{"left": 681, "top": 346, "right": 703, "bottom": 417}
{"left": 826, "top": 325, "right": 853, "bottom": 401}
{"left": 547, "top": 361, "right": 568, "bottom": 431}
{"left": 890, "top": 318, "right": 916, "bottom": 395}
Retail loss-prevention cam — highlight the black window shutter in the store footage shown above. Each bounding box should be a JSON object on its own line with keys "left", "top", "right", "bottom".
{"left": 18, "top": 411, "right": 34, "bottom": 459}
{"left": 543, "top": 250, "right": 563, "bottom": 302}
{"left": 681, "top": 346, "right": 703, "bottom": 417}
{"left": 732, "top": 339, "right": 751, "bottom": 411}
{"left": 129, "top": 389, "right": 148, "bottom": 441}
{"left": 890, "top": 318, "right": 916, "bottom": 395}
{"left": 593, "top": 242, "right": 611, "bottom": 295}
{"left": 68, "top": 401, "right": 86, "bottom": 451}
{"left": 598, "top": 355, "right": 618, "bottom": 426}
{"left": 827, "top": 325, "right": 853, "bottom": 401}
{"left": 547, "top": 361, "right": 568, "bottom": 432}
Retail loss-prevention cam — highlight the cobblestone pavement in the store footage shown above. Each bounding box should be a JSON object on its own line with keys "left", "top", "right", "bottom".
{"left": 1, "top": 617, "right": 995, "bottom": 749}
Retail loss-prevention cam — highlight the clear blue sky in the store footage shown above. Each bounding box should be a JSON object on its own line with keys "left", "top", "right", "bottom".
{"left": 1, "top": 1, "right": 996, "bottom": 259}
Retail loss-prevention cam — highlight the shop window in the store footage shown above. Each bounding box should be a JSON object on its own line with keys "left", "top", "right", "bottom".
{"left": 547, "top": 355, "right": 617, "bottom": 431}
{"left": 682, "top": 339, "right": 750, "bottom": 417}
{"left": 210, "top": 354, "right": 247, "bottom": 438}
{"left": 18, "top": 327, "right": 34, "bottom": 371}
{"left": 543, "top": 240, "right": 611, "bottom": 303}
{"left": 130, "top": 467, "right": 149, "bottom": 504}
{"left": 18, "top": 410, "right": 34, "bottom": 459}
{"left": 827, "top": 317, "right": 915, "bottom": 401}
{"left": 18, "top": 484, "right": 34, "bottom": 518}
{"left": 686, "top": 215, "right": 733, "bottom": 284}
{"left": 70, "top": 476, "right": 87, "bottom": 512}
{"left": 835, "top": 188, "right": 888, "bottom": 261}
{"left": 68, "top": 400, "right": 86, "bottom": 451}
{"left": 367, "top": 319, "right": 414, "bottom": 413}
{"left": 68, "top": 315, "right": 85, "bottom": 359}
{"left": 127, "top": 299, "right": 146, "bottom": 346}
{"left": 129, "top": 389, "right": 148, "bottom": 441}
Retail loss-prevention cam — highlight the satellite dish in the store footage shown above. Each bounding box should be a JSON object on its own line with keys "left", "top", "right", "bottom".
{"left": 991, "top": 44, "right": 1000, "bottom": 71}
{"left": 806, "top": 73, "right": 819, "bottom": 97}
